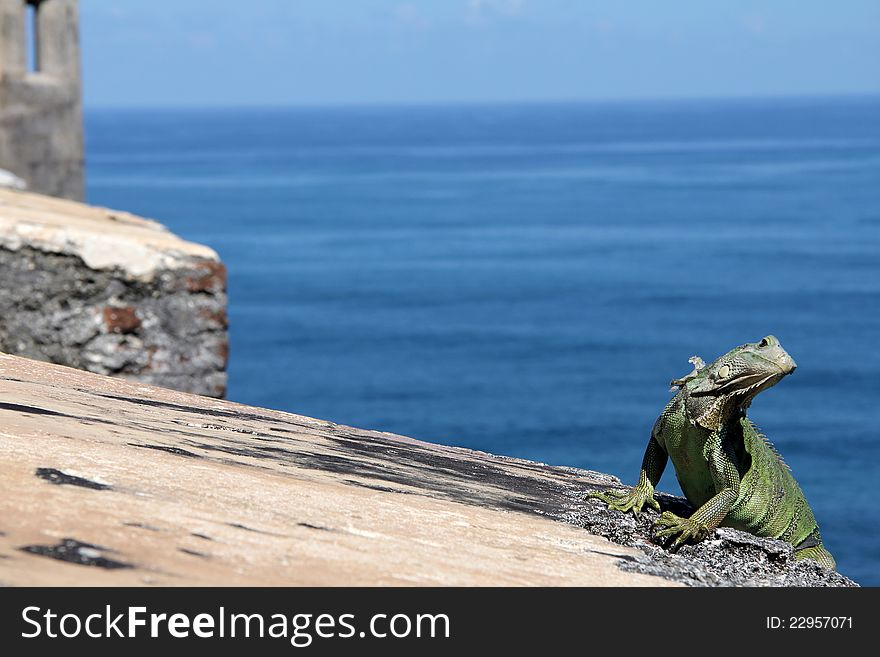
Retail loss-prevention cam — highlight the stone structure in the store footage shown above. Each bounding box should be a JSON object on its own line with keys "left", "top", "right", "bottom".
{"left": 0, "top": 1, "right": 226, "bottom": 397}
{"left": 0, "top": 352, "right": 855, "bottom": 586}
{"left": 0, "top": 0, "right": 84, "bottom": 200}
{"left": 0, "top": 188, "right": 228, "bottom": 397}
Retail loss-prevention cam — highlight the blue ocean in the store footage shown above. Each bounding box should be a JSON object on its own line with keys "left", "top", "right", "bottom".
{"left": 85, "top": 97, "right": 880, "bottom": 584}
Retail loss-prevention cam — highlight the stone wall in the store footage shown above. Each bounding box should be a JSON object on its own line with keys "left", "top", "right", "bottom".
{"left": 0, "top": 352, "right": 855, "bottom": 586}
{"left": 0, "top": 188, "right": 228, "bottom": 397}
{"left": 0, "top": 0, "right": 84, "bottom": 200}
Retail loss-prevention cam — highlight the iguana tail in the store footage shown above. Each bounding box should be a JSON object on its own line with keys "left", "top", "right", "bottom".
{"left": 793, "top": 529, "right": 836, "bottom": 570}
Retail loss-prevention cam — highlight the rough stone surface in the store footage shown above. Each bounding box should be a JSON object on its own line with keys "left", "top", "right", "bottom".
{"left": 567, "top": 490, "right": 857, "bottom": 587}
{"left": 0, "top": 353, "right": 857, "bottom": 587}
{"left": 0, "top": 189, "right": 228, "bottom": 397}
{"left": 0, "top": 188, "right": 220, "bottom": 277}
{"left": 0, "top": 353, "right": 676, "bottom": 587}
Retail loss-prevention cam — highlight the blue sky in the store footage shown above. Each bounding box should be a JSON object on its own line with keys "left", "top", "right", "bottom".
{"left": 80, "top": 0, "right": 880, "bottom": 108}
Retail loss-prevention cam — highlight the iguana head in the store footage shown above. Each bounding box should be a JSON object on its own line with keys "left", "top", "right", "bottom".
{"left": 672, "top": 336, "right": 797, "bottom": 430}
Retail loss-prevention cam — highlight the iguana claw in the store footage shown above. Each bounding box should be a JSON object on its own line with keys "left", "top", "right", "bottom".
{"left": 588, "top": 485, "right": 660, "bottom": 516}
{"left": 652, "top": 511, "right": 710, "bottom": 551}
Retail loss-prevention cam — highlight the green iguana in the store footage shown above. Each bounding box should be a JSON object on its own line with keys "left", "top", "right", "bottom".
{"left": 589, "top": 335, "right": 835, "bottom": 569}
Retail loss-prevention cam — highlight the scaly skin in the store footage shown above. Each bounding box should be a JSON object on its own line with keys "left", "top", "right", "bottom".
{"left": 590, "top": 336, "right": 836, "bottom": 570}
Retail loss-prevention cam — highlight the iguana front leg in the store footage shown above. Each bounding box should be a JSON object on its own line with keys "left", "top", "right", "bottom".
{"left": 589, "top": 436, "right": 666, "bottom": 515}
{"left": 653, "top": 429, "right": 741, "bottom": 551}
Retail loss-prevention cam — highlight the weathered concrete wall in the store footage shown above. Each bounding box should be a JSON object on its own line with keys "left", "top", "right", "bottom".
{"left": 0, "top": 188, "right": 228, "bottom": 396}
{"left": 0, "top": 352, "right": 677, "bottom": 586}
{"left": 0, "top": 353, "right": 855, "bottom": 586}
{"left": 0, "top": 0, "right": 84, "bottom": 200}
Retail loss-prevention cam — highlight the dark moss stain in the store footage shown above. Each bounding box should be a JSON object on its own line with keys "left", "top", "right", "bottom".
{"left": 343, "top": 479, "right": 412, "bottom": 495}
{"left": 93, "top": 392, "right": 591, "bottom": 525}
{"left": 225, "top": 522, "right": 280, "bottom": 536}
{"left": 178, "top": 548, "right": 209, "bottom": 558}
{"left": 20, "top": 538, "right": 133, "bottom": 569}
{"left": 123, "top": 522, "right": 161, "bottom": 531}
{"left": 35, "top": 467, "right": 111, "bottom": 491}
{"left": 128, "top": 443, "right": 202, "bottom": 458}
{"left": 185, "top": 440, "right": 296, "bottom": 461}
{"left": 186, "top": 439, "right": 434, "bottom": 495}
{"left": 322, "top": 434, "right": 577, "bottom": 518}
{"left": 149, "top": 425, "right": 582, "bottom": 522}
{"left": 502, "top": 496, "right": 542, "bottom": 512}
{"left": 0, "top": 402, "right": 118, "bottom": 427}
{"left": 586, "top": 548, "right": 640, "bottom": 563}
{"left": 0, "top": 402, "right": 71, "bottom": 417}
{"left": 96, "top": 392, "right": 331, "bottom": 432}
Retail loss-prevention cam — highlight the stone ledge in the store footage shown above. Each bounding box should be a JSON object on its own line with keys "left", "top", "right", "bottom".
{"left": 0, "top": 353, "right": 855, "bottom": 586}
{"left": 0, "top": 353, "right": 674, "bottom": 587}
{"left": 0, "top": 189, "right": 227, "bottom": 396}
{"left": 0, "top": 188, "right": 219, "bottom": 280}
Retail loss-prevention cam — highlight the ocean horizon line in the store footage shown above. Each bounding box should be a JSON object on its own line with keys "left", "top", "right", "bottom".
{"left": 83, "top": 92, "right": 880, "bottom": 114}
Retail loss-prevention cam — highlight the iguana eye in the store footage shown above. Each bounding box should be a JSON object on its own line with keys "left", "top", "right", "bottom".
{"left": 717, "top": 365, "right": 731, "bottom": 379}
{"left": 759, "top": 337, "right": 770, "bottom": 348}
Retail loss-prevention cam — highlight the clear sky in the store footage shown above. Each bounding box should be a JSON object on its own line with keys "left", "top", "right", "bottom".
{"left": 80, "top": 0, "right": 880, "bottom": 108}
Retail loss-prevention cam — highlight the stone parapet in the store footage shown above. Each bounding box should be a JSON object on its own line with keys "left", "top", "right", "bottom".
{"left": 0, "top": 188, "right": 227, "bottom": 397}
